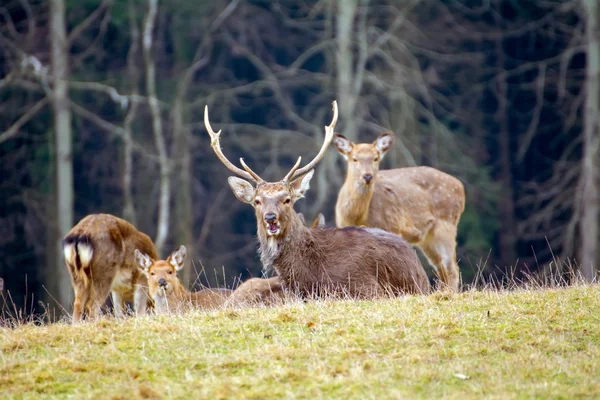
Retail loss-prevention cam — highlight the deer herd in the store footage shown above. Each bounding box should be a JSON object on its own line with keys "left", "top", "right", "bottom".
{"left": 63, "top": 100, "right": 466, "bottom": 323}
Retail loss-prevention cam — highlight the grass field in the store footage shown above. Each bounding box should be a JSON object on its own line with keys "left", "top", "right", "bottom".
{"left": 1, "top": 284, "right": 599, "bottom": 399}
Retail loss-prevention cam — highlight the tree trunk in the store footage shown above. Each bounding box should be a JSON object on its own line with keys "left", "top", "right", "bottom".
{"left": 496, "top": 39, "right": 517, "bottom": 265}
{"left": 50, "top": 0, "right": 74, "bottom": 310}
{"left": 336, "top": 0, "right": 358, "bottom": 141}
{"left": 123, "top": 1, "right": 140, "bottom": 226}
{"left": 580, "top": 0, "right": 600, "bottom": 281}
{"left": 143, "top": 0, "right": 170, "bottom": 256}
{"left": 172, "top": 95, "right": 194, "bottom": 288}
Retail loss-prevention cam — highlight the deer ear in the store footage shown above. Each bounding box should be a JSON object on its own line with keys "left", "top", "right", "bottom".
{"left": 228, "top": 177, "right": 256, "bottom": 204}
{"left": 135, "top": 249, "right": 153, "bottom": 274}
{"left": 168, "top": 245, "right": 187, "bottom": 271}
{"left": 290, "top": 169, "right": 314, "bottom": 201}
{"left": 373, "top": 132, "right": 394, "bottom": 157}
{"left": 333, "top": 133, "right": 353, "bottom": 159}
{"left": 313, "top": 213, "right": 326, "bottom": 228}
{"left": 297, "top": 213, "right": 306, "bottom": 225}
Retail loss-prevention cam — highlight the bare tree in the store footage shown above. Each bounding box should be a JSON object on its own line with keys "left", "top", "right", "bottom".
{"left": 143, "top": 0, "right": 170, "bottom": 255}
{"left": 580, "top": 0, "right": 600, "bottom": 281}
{"left": 49, "top": 0, "right": 74, "bottom": 307}
{"left": 122, "top": 0, "right": 141, "bottom": 226}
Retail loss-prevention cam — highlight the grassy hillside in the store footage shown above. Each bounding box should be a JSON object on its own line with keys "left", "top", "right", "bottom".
{"left": 1, "top": 285, "right": 599, "bottom": 399}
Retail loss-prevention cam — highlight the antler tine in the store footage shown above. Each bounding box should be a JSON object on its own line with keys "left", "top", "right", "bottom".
{"left": 288, "top": 100, "right": 338, "bottom": 181}
{"left": 282, "top": 156, "right": 302, "bottom": 182}
{"left": 204, "top": 105, "right": 262, "bottom": 183}
{"left": 240, "top": 158, "right": 264, "bottom": 183}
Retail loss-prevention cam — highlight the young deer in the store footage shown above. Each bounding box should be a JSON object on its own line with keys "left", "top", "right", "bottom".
{"left": 333, "top": 132, "right": 465, "bottom": 291}
{"left": 63, "top": 213, "right": 156, "bottom": 322}
{"left": 204, "top": 101, "right": 429, "bottom": 298}
{"left": 135, "top": 245, "right": 232, "bottom": 313}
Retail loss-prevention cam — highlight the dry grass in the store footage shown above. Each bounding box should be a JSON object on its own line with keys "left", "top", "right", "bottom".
{"left": 1, "top": 284, "right": 599, "bottom": 399}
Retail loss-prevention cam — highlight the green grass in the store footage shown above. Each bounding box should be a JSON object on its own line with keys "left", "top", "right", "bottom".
{"left": 1, "top": 285, "right": 599, "bottom": 399}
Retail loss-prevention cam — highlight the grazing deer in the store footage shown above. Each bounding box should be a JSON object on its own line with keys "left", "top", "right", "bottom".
{"left": 63, "top": 213, "right": 157, "bottom": 322}
{"left": 204, "top": 101, "right": 429, "bottom": 298}
{"left": 333, "top": 132, "right": 465, "bottom": 291}
{"left": 135, "top": 245, "right": 232, "bottom": 313}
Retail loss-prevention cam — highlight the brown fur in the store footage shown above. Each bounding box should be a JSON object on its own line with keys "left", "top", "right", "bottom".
{"left": 228, "top": 177, "right": 430, "bottom": 298}
{"left": 227, "top": 213, "right": 325, "bottom": 307}
{"left": 334, "top": 132, "right": 465, "bottom": 291}
{"left": 63, "top": 213, "right": 158, "bottom": 323}
{"left": 227, "top": 277, "right": 286, "bottom": 307}
{"left": 135, "top": 245, "right": 232, "bottom": 313}
{"left": 207, "top": 100, "right": 426, "bottom": 298}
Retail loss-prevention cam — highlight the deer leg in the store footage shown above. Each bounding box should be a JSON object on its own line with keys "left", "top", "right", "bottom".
{"left": 396, "top": 226, "right": 425, "bottom": 244}
{"left": 72, "top": 284, "right": 88, "bottom": 323}
{"left": 134, "top": 284, "right": 149, "bottom": 315}
{"left": 111, "top": 291, "right": 126, "bottom": 319}
{"left": 87, "top": 280, "right": 111, "bottom": 320}
{"left": 422, "top": 221, "right": 460, "bottom": 292}
{"left": 86, "top": 302, "right": 102, "bottom": 320}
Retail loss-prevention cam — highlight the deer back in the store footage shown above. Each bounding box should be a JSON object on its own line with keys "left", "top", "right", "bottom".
{"left": 338, "top": 166, "right": 465, "bottom": 234}
{"left": 273, "top": 226, "right": 430, "bottom": 297}
{"left": 64, "top": 214, "right": 157, "bottom": 294}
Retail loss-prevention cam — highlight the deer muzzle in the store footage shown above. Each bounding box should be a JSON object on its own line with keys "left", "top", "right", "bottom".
{"left": 264, "top": 212, "right": 281, "bottom": 236}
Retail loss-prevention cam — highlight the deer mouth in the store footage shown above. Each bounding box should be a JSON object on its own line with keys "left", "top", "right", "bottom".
{"left": 265, "top": 221, "right": 281, "bottom": 236}
{"left": 156, "top": 285, "right": 170, "bottom": 297}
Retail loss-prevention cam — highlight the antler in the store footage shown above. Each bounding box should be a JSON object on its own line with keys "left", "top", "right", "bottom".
{"left": 283, "top": 100, "right": 338, "bottom": 182}
{"left": 204, "top": 105, "right": 264, "bottom": 183}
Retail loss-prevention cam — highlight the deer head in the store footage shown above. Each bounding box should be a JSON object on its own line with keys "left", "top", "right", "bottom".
{"left": 135, "top": 245, "right": 187, "bottom": 299}
{"left": 333, "top": 132, "right": 394, "bottom": 190}
{"left": 204, "top": 101, "right": 338, "bottom": 240}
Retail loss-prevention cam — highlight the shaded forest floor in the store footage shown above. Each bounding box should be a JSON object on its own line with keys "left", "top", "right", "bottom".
{"left": 1, "top": 285, "right": 599, "bottom": 399}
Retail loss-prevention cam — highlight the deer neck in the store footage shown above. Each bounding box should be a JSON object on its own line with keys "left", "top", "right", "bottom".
{"left": 257, "top": 213, "right": 312, "bottom": 277}
{"left": 336, "top": 177, "right": 375, "bottom": 226}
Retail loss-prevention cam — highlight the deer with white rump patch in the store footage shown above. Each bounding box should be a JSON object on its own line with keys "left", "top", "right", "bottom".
{"left": 333, "top": 132, "right": 465, "bottom": 291}
{"left": 135, "top": 245, "right": 233, "bottom": 313}
{"left": 63, "top": 213, "right": 156, "bottom": 322}
{"left": 204, "top": 101, "right": 429, "bottom": 298}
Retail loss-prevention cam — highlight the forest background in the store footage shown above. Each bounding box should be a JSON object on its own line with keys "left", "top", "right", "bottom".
{"left": 0, "top": 0, "right": 598, "bottom": 313}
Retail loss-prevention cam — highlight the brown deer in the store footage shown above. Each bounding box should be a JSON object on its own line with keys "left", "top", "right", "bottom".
{"left": 204, "top": 101, "right": 429, "bottom": 298}
{"left": 333, "top": 132, "right": 465, "bottom": 291}
{"left": 227, "top": 214, "right": 326, "bottom": 308}
{"left": 63, "top": 213, "right": 157, "bottom": 322}
{"left": 135, "top": 245, "right": 232, "bottom": 313}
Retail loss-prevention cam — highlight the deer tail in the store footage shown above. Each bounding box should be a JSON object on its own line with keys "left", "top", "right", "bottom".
{"left": 63, "top": 234, "right": 94, "bottom": 287}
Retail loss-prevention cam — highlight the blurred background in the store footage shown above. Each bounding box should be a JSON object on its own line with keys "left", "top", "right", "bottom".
{"left": 0, "top": 0, "right": 598, "bottom": 315}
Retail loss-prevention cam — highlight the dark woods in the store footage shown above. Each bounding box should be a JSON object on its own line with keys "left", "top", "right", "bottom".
{"left": 0, "top": 0, "right": 598, "bottom": 315}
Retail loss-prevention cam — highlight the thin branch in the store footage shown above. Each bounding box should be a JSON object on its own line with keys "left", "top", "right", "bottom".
{"left": 67, "top": 0, "right": 111, "bottom": 46}
{"left": 0, "top": 98, "right": 48, "bottom": 144}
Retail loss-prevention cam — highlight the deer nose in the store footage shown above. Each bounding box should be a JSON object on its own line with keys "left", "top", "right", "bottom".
{"left": 265, "top": 213, "right": 277, "bottom": 223}
{"left": 158, "top": 278, "right": 167, "bottom": 286}
{"left": 363, "top": 174, "right": 373, "bottom": 183}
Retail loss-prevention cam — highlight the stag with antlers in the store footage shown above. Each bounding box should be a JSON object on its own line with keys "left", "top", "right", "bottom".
{"left": 204, "top": 101, "right": 430, "bottom": 298}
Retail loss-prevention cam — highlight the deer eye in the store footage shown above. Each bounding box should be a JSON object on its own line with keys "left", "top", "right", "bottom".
{"left": 254, "top": 199, "right": 261, "bottom": 206}
{"left": 168, "top": 270, "right": 173, "bottom": 275}
{"left": 150, "top": 271, "right": 155, "bottom": 276}
{"left": 352, "top": 157, "right": 358, "bottom": 162}
{"left": 283, "top": 198, "right": 291, "bottom": 205}
{"left": 374, "top": 157, "right": 379, "bottom": 162}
